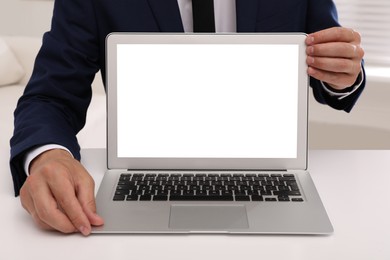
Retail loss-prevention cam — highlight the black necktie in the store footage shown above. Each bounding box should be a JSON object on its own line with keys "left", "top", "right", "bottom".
{"left": 192, "top": 0, "right": 216, "bottom": 32}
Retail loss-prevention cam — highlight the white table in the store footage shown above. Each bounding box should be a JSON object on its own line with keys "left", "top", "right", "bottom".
{"left": 1, "top": 149, "right": 390, "bottom": 260}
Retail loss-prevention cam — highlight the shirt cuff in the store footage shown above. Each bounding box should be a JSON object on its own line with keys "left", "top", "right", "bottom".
{"left": 24, "top": 144, "right": 74, "bottom": 175}
{"left": 320, "top": 69, "right": 365, "bottom": 100}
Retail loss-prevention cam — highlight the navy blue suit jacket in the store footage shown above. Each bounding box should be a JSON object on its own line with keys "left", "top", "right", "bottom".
{"left": 10, "top": 0, "right": 365, "bottom": 195}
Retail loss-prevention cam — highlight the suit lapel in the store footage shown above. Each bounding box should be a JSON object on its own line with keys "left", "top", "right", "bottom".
{"left": 236, "top": 0, "right": 258, "bottom": 32}
{"left": 147, "top": 0, "right": 184, "bottom": 32}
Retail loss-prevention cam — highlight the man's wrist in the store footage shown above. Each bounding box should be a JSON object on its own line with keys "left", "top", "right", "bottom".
{"left": 24, "top": 144, "right": 74, "bottom": 175}
{"left": 321, "top": 69, "right": 364, "bottom": 100}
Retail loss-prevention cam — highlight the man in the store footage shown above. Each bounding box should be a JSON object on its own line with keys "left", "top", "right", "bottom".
{"left": 10, "top": 0, "right": 365, "bottom": 236}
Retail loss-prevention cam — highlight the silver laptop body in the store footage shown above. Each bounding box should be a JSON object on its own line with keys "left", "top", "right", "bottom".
{"left": 93, "top": 33, "right": 333, "bottom": 234}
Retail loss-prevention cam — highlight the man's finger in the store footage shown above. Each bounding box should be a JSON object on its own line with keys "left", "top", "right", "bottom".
{"left": 74, "top": 167, "right": 104, "bottom": 226}
{"left": 307, "top": 56, "right": 357, "bottom": 75}
{"left": 82, "top": 202, "right": 105, "bottom": 227}
{"left": 307, "top": 42, "right": 361, "bottom": 59}
{"left": 30, "top": 181, "right": 79, "bottom": 233}
{"left": 50, "top": 176, "right": 92, "bottom": 236}
{"left": 20, "top": 185, "right": 55, "bottom": 231}
{"left": 306, "top": 27, "right": 358, "bottom": 45}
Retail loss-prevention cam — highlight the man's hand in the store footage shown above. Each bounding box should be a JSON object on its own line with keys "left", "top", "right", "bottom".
{"left": 19, "top": 149, "right": 104, "bottom": 236}
{"left": 306, "top": 27, "right": 365, "bottom": 90}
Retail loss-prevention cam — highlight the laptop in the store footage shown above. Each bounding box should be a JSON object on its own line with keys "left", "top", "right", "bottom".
{"left": 92, "top": 33, "right": 333, "bottom": 234}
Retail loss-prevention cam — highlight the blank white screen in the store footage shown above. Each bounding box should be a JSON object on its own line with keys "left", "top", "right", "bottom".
{"left": 117, "top": 44, "right": 298, "bottom": 158}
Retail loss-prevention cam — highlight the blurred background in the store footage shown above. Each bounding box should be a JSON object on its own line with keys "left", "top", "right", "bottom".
{"left": 0, "top": 0, "right": 389, "bottom": 149}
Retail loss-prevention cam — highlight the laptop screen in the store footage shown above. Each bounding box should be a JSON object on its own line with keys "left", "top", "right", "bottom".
{"left": 115, "top": 42, "right": 299, "bottom": 159}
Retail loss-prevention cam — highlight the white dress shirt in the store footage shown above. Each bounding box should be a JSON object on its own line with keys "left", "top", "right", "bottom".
{"left": 177, "top": 0, "right": 236, "bottom": 33}
{"left": 24, "top": 0, "right": 363, "bottom": 174}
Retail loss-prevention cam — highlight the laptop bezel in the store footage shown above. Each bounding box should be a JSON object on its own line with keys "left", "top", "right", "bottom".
{"left": 105, "top": 33, "right": 308, "bottom": 171}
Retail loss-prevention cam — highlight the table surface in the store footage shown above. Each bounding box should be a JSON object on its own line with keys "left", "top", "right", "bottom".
{"left": 1, "top": 149, "right": 390, "bottom": 260}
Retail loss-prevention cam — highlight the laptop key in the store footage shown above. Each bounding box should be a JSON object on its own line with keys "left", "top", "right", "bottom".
{"left": 153, "top": 195, "right": 168, "bottom": 201}
{"left": 278, "top": 197, "right": 290, "bottom": 202}
{"left": 140, "top": 194, "right": 152, "bottom": 201}
{"left": 156, "top": 190, "right": 169, "bottom": 195}
{"left": 115, "top": 190, "right": 129, "bottom": 195}
{"left": 119, "top": 174, "right": 131, "bottom": 181}
{"left": 251, "top": 195, "right": 264, "bottom": 201}
{"left": 292, "top": 198, "right": 304, "bottom": 202}
{"left": 197, "top": 190, "right": 208, "bottom": 196}
{"left": 209, "top": 190, "right": 220, "bottom": 196}
{"left": 116, "top": 185, "right": 131, "bottom": 190}
{"left": 171, "top": 190, "right": 182, "bottom": 196}
{"left": 273, "top": 191, "right": 302, "bottom": 196}
{"left": 184, "top": 190, "right": 195, "bottom": 196}
{"left": 169, "top": 195, "right": 234, "bottom": 201}
{"left": 113, "top": 195, "right": 126, "bottom": 201}
{"left": 235, "top": 195, "right": 250, "bottom": 201}
{"left": 126, "top": 195, "right": 138, "bottom": 201}
{"left": 260, "top": 190, "right": 273, "bottom": 196}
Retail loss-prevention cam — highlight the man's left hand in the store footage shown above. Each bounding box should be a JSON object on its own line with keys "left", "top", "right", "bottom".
{"left": 306, "top": 27, "right": 365, "bottom": 90}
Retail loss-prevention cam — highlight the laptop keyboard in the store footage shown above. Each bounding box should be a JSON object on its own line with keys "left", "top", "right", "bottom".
{"left": 113, "top": 173, "right": 304, "bottom": 202}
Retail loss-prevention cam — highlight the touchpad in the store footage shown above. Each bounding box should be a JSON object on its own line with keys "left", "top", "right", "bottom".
{"left": 169, "top": 205, "right": 249, "bottom": 230}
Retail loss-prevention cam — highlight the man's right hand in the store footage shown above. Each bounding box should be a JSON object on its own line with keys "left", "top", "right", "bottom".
{"left": 19, "top": 149, "right": 104, "bottom": 236}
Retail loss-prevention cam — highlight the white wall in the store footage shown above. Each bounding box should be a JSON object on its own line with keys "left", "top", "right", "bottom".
{"left": 0, "top": 0, "right": 53, "bottom": 37}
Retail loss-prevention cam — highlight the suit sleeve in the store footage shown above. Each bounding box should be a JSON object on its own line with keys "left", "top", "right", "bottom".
{"left": 306, "top": 0, "right": 366, "bottom": 112}
{"left": 9, "top": 0, "right": 100, "bottom": 196}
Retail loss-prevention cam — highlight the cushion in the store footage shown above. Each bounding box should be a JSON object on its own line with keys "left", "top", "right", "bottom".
{"left": 0, "top": 38, "right": 25, "bottom": 86}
